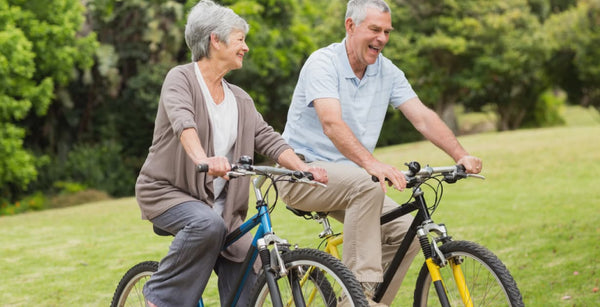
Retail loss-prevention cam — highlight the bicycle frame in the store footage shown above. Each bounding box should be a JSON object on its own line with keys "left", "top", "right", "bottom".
{"left": 200, "top": 174, "right": 289, "bottom": 307}
{"left": 318, "top": 185, "right": 473, "bottom": 307}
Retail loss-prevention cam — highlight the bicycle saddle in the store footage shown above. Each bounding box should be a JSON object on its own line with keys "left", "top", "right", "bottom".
{"left": 153, "top": 225, "right": 173, "bottom": 236}
{"left": 285, "top": 205, "right": 328, "bottom": 219}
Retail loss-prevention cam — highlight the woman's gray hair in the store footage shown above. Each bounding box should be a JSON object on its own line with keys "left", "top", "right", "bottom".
{"left": 185, "top": 0, "right": 249, "bottom": 61}
{"left": 345, "top": 0, "right": 391, "bottom": 26}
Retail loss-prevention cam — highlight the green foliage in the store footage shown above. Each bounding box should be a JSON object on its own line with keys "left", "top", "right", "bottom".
{"left": 53, "top": 181, "right": 87, "bottom": 194}
{"left": 544, "top": 0, "right": 600, "bottom": 111}
{"left": 0, "top": 191, "right": 46, "bottom": 216}
{"left": 0, "top": 0, "right": 96, "bottom": 201}
{"left": 523, "top": 89, "right": 566, "bottom": 128}
{"left": 3, "top": 0, "right": 599, "bottom": 202}
{"left": 220, "top": 0, "right": 325, "bottom": 131}
{"left": 62, "top": 142, "right": 136, "bottom": 197}
{"left": 74, "top": 0, "right": 186, "bottom": 162}
{"left": 388, "top": 0, "right": 553, "bottom": 132}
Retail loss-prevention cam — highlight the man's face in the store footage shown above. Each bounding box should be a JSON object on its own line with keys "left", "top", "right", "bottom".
{"left": 346, "top": 8, "right": 393, "bottom": 67}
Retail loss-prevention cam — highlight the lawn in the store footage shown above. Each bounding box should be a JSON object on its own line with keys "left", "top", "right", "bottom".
{"left": 1, "top": 108, "right": 598, "bottom": 306}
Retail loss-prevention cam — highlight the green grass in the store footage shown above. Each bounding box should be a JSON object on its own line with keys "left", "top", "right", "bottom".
{"left": 1, "top": 109, "right": 599, "bottom": 306}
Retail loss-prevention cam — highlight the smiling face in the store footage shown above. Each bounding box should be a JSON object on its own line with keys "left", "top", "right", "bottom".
{"left": 345, "top": 8, "right": 392, "bottom": 76}
{"left": 219, "top": 29, "right": 249, "bottom": 71}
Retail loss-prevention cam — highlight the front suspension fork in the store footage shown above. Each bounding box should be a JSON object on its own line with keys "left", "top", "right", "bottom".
{"left": 417, "top": 223, "right": 473, "bottom": 307}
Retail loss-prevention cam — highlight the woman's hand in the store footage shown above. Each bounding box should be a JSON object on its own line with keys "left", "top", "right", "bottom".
{"left": 200, "top": 156, "right": 231, "bottom": 179}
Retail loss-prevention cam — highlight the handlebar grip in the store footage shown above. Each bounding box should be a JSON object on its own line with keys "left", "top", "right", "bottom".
{"left": 197, "top": 164, "right": 209, "bottom": 173}
{"left": 371, "top": 176, "right": 392, "bottom": 183}
{"left": 303, "top": 172, "right": 314, "bottom": 180}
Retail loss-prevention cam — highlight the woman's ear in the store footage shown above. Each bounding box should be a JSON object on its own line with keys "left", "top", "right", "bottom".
{"left": 210, "top": 33, "right": 221, "bottom": 50}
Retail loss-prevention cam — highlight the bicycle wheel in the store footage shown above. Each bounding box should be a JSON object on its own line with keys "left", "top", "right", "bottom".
{"left": 413, "top": 240, "right": 523, "bottom": 307}
{"left": 110, "top": 261, "right": 158, "bottom": 307}
{"left": 248, "top": 248, "right": 368, "bottom": 306}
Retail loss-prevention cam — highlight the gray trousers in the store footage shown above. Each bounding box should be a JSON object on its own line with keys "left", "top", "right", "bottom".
{"left": 143, "top": 201, "right": 257, "bottom": 307}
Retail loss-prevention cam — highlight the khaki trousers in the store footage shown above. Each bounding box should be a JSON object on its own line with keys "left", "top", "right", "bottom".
{"left": 279, "top": 161, "right": 420, "bottom": 305}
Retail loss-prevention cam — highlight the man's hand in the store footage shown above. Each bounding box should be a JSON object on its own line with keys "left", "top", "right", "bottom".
{"left": 364, "top": 160, "right": 406, "bottom": 192}
{"left": 457, "top": 155, "right": 483, "bottom": 174}
{"left": 307, "top": 166, "right": 328, "bottom": 184}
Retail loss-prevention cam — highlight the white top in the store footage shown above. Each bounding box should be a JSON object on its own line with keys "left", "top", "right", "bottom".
{"left": 194, "top": 63, "right": 238, "bottom": 214}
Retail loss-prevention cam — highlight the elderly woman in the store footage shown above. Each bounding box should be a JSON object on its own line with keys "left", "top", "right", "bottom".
{"left": 135, "top": 1, "right": 327, "bottom": 306}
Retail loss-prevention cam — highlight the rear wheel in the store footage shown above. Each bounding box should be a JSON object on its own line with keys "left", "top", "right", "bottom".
{"left": 248, "top": 248, "right": 368, "bottom": 306}
{"left": 110, "top": 261, "right": 158, "bottom": 307}
{"left": 413, "top": 240, "right": 523, "bottom": 306}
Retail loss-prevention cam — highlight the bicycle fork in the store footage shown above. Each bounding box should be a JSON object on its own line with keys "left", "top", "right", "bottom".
{"left": 258, "top": 234, "right": 309, "bottom": 307}
{"left": 418, "top": 222, "right": 474, "bottom": 307}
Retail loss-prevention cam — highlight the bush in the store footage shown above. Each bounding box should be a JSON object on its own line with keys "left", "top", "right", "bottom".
{"left": 63, "top": 142, "right": 137, "bottom": 197}
{"left": 31, "top": 142, "right": 137, "bottom": 198}
{"left": 0, "top": 192, "right": 47, "bottom": 216}
{"left": 48, "top": 189, "right": 110, "bottom": 209}
{"left": 522, "top": 89, "right": 566, "bottom": 128}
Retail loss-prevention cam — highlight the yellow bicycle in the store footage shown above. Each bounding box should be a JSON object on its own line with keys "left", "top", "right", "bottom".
{"left": 287, "top": 161, "right": 524, "bottom": 307}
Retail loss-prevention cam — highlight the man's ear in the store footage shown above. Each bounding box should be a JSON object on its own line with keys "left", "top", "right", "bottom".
{"left": 345, "top": 18, "right": 354, "bottom": 35}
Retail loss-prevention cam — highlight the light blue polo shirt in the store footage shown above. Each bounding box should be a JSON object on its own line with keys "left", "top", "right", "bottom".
{"left": 282, "top": 40, "right": 417, "bottom": 165}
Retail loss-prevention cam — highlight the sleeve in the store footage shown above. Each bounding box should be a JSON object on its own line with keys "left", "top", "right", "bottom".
{"left": 389, "top": 65, "right": 418, "bottom": 109}
{"left": 160, "top": 66, "right": 198, "bottom": 138}
{"left": 303, "top": 51, "right": 341, "bottom": 107}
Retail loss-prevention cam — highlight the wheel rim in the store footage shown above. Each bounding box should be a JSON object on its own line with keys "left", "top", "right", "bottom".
{"left": 419, "top": 252, "right": 512, "bottom": 306}
{"left": 117, "top": 271, "right": 153, "bottom": 307}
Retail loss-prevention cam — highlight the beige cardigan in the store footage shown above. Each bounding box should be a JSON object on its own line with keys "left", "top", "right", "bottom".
{"left": 135, "top": 62, "right": 291, "bottom": 262}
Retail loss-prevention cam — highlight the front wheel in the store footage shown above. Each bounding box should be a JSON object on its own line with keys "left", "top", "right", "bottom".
{"left": 413, "top": 240, "right": 523, "bottom": 307}
{"left": 248, "top": 248, "right": 368, "bottom": 306}
{"left": 110, "top": 261, "right": 158, "bottom": 307}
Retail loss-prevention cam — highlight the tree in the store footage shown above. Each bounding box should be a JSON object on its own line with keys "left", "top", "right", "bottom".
{"left": 0, "top": 0, "right": 95, "bottom": 201}
{"left": 545, "top": 0, "right": 600, "bottom": 112}
{"left": 219, "top": 0, "right": 325, "bottom": 131}
{"left": 386, "top": 0, "right": 552, "bottom": 131}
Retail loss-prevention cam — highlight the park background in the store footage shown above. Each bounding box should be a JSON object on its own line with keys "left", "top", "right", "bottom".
{"left": 1, "top": 0, "right": 599, "bottom": 306}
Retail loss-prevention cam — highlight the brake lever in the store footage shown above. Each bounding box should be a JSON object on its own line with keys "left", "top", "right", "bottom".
{"left": 467, "top": 174, "right": 486, "bottom": 180}
{"left": 294, "top": 177, "right": 327, "bottom": 188}
{"left": 227, "top": 169, "right": 255, "bottom": 178}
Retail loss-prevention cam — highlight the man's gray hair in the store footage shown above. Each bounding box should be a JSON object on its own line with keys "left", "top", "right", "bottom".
{"left": 185, "top": 0, "right": 249, "bottom": 61}
{"left": 345, "top": 0, "right": 391, "bottom": 26}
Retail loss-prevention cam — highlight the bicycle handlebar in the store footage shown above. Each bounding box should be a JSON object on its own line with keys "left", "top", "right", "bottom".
{"left": 196, "top": 156, "right": 324, "bottom": 187}
{"left": 372, "top": 161, "right": 484, "bottom": 187}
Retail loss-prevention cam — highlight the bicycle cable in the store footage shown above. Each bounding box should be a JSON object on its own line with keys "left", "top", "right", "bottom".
{"left": 405, "top": 176, "right": 445, "bottom": 215}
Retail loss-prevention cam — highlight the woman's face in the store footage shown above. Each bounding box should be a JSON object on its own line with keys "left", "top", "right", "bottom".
{"left": 221, "top": 30, "right": 249, "bottom": 70}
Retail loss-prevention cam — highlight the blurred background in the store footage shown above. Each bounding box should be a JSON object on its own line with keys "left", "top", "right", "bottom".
{"left": 1, "top": 0, "right": 599, "bottom": 214}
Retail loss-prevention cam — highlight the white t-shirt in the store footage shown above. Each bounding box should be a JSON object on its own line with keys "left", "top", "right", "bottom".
{"left": 194, "top": 63, "right": 238, "bottom": 214}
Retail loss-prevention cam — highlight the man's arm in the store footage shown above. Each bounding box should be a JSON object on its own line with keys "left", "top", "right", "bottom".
{"left": 276, "top": 148, "right": 328, "bottom": 184}
{"left": 313, "top": 98, "right": 406, "bottom": 191}
{"left": 398, "top": 97, "right": 482, "bottom": 173}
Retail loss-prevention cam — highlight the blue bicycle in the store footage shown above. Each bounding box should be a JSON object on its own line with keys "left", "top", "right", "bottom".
{"left": 110, "top": 156, "right": 367, "bottom": 307}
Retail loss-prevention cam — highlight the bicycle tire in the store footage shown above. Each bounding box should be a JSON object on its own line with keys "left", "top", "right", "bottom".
{"left": 413, "top": 240, "right": 523, "bottom": 307}
{"left": 247, "top": 248, "right": 368, "bottom": 306}
{"left": 110, "top": 261, "right": 158, "bottom": 307}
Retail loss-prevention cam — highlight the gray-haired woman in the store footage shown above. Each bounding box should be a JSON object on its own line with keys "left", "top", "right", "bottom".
{"left": 135, "top": 1, "right": 327, "bottom": 306}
